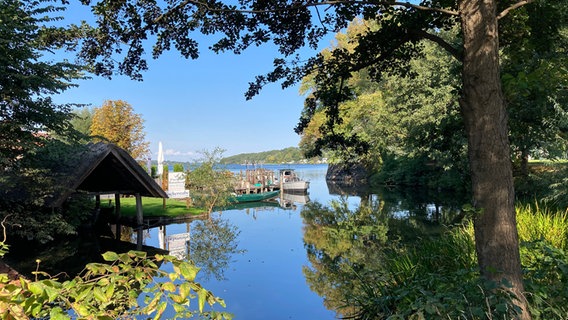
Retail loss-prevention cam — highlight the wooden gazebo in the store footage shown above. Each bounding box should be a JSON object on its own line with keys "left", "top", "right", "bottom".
{"left": 49, "top": 142, "right": 168, "bottom": 226}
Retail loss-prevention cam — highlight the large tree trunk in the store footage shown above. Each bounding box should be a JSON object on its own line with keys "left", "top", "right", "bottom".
{"left": 459, "top": 1, "right": 530, "bottom": 319}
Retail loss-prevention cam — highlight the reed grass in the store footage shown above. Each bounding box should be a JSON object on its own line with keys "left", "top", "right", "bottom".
{"left": 516, "top": 202, "right": 568, "bottom": 250}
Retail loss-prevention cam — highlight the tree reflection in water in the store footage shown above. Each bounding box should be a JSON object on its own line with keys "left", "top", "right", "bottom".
{"left": 301, "top": 197, "right": 389, "bottom": 318}
{"left": 189, "top": 216, "right": 245, "bottom": 281}
{"left": 301, "top": 189, "right": 465, "bottom": 319}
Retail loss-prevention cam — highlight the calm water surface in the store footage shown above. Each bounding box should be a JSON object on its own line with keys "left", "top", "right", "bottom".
{"left": 134, "top": 163, "right": 462, "bottom": 319}
{"left": 146, "top": 164, "right": 342, "bottom": 319}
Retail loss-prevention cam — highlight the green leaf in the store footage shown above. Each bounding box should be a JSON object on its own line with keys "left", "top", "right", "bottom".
{"left": 97, "top": 277, "right": 110, "bottom": 286}
{"left": 162, "top": 281, "right": 176, "bottom": 292}
{"left": 75, "top": 287, "right": 92, "bottom": 301}
{"left": 119, "top": 253, "right": 134, "bottom": 264}
{"left": 179, "top": 262, "right": 200, "bottom": 281}
{"left": 93, "top": 286, "right": 108, "bottom": 303}
{"left": 130, "top": 250, "right": 147, "bottom": 259}
{"left": 216, "top": 297, "right": 226, "bottom": 308}
{"left": 145, "top": 294, "right": 161, "bottom": 313}
{"left": 101, "top": 251, "right": 120, "bottom": 261}
{"left": 49, "top": 307, "right": 70, "bottom": 320}
{"left": 154, "top": 301, "right": 167, "bottom": 320}
{"left": 74, "top": 303, "right": 91, "bottom": 317}
{"left": 105, "top": 283, "right": 115, "bottom": 299}
{"left": 45, "top": 286, "right": 59, "bottom": 302}
{"left": 197, "top": 288, "right": 208, "bottom": 313}
{"left": 28, "top": 282, "right": 44, "bottom": 296}
{"left": 179, "top": 282, "right": 191, "bottom": 299}
{"left": 169, "top": 293, "right": 186, "bottom": 304}
{"left": 173, "top": 303, "right": 188, "bottom": 313}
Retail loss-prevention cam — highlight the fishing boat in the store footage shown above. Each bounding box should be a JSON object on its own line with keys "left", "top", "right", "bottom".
{"left": 277, "top": 169, "right": 310, "bottom": 193}
{"left": 227, "top": 190, "right": 280, "bottom": 203}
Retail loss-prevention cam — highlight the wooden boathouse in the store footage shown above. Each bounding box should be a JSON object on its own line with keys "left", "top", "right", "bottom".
{"left": 48, "top": 142, "right": 168, "bottom": 228}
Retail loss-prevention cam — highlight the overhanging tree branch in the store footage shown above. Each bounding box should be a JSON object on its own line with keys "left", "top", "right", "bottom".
{"left": 410, "top": 29, "right": 461, "bottom": 60}
{"left": 497, "top": 0, "right": 534, "bottom": 20}
{"left": 152, "top": 0, "right": 459, "bottom": 20}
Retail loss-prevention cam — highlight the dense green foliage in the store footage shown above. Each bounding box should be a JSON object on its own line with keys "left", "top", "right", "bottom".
{"left": 301, "top": 16, "right": 567, "bottom": 191}
{"left": 0, "top": 0, "right": 86, "bottom": 167}
{"left": 301, "top": 199, "right": 568, "bottom": 319}
{"left": 70, "top": 107, "right": 94, "bottom": 142}
{"left": 501, "top": 2, "right": 568, "bottom": 175}
{"left": 0, "top": 139, "right": 92, "bottom": 243}
{"left": 187, "top": 148, "right": 235, "bottom": 213}
{"left": 0, "top": 0, "right": 92, "bottom": 242}
{"left": 0, "top": 244, "right": 230, "bottom": 319}
{"left": 220, "top": 147, "right": 324, "bottom": 164}
{"left": 300, "top": 24, "right": 468, "bottom": 190}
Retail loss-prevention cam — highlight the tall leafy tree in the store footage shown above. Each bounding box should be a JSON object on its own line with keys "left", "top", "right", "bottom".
{"left": 500, "top": 2, "right": 568, "bottom": 176}
{"left": 0, "top": 0, "right": 89, "bottom": 242}
{"left": 73, "top": 0, "right": 568, "bottom": 317}
{"left": 187, "top": 148, "right": 235, "bottom": 213}
{"left": 90, "top": 99, "right": 150, "bottom": 159}
{"left": 0, "top": 0, "right": 85, "bottom": 167}
{"left": 299, "top": 24, "right": 467, "bottom": 189}
{"left": 70, "top": 106, "right": 95, "bottom": 141}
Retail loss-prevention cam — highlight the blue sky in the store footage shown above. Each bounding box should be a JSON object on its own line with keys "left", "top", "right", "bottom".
{"left": 51, "top": 5, "right": 333, "bottom": 162}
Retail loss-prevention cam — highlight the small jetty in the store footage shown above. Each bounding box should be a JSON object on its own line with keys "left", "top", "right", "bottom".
{"left": 234, "top": 168, "right": 277, "bottom": 194}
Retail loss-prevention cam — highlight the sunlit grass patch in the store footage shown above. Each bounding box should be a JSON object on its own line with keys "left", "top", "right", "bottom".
{"left": 106, "top": 197, "right": 205, "bottom": 217}
{"left": 516, "top": 203, "right": 568, "bottom": 250}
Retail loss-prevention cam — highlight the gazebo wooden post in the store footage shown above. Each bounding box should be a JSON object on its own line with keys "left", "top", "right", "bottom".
{"left": 95, "top": 194, "right": 101, "bottom": 210}
{"left": 135, "top": 193, "right": 143, "bottom": 226}
{"left": 136, "top": 227, "right": 143, "bottom": 251}
{"left": 135, "top": 193, "right": 144, "bottom": 250}
{"left": 114, "top": 193, "right": 121, "bottom": 220}
{"left": 114, "top": 193, "right": 122, "bottom": 240}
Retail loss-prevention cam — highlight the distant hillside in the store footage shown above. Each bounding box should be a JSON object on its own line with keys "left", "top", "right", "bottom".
{"left": 220, "top": 147, "right": 326, "bottom": 164}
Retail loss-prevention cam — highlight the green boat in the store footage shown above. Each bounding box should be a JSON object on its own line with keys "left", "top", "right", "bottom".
{"left": 218, "top": 199, "right": 281, "bottom": 211}
{"left": 227, "top": 190, "right": 280, "bottom": 203}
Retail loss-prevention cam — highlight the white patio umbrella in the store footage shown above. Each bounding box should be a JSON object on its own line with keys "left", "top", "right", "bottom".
{"left": 157, "top": 141, "right": 164, "bottom": 176}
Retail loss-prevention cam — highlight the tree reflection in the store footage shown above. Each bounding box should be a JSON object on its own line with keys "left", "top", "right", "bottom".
{"left": 301, "top": 198, "right": 389, "bottom": 318}
{"left": 302, "top": 188, "right": 469, "bottom": 318}
{"left": 189, "top": 216, "right": 245, "bottom": 281}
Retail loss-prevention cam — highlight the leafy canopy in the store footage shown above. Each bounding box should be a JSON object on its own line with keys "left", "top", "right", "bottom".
{"left": 0, "top": 0, "right": 86, "bottom": 167}
{"left": 90, "top": 99, "right": 150, "bottom": 160}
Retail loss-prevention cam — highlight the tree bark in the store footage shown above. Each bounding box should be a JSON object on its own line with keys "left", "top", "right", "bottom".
{"left": 459, "top": 1, "right": 530, "bottom": 319}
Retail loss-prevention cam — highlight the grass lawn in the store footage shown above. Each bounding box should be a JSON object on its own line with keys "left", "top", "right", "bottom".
{"left": 105, "top": 197, "right": 205, "bottom": 218}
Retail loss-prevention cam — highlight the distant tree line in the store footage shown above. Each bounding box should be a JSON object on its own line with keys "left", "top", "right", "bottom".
{"left": 219, "top": 147, "right": 326, "bottom": 164}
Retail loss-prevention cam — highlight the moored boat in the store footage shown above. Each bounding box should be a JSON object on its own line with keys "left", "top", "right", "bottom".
{"left": 227, "top": 190, "right": 280, "bottom": 203}
{"left": 277, "top": 169, "right": 310, "bottom": 193}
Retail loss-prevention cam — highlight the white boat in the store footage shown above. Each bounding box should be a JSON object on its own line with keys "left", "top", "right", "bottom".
{"left": 277, "top": 169, "right": 310, "bottom": 193}
{"left": 279, "top": 192, "right": 310, "bottom": 209}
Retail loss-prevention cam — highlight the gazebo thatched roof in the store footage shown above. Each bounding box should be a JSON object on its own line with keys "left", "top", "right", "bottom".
{"left": 48, "top": 142, "right": 167, "bottom": 207}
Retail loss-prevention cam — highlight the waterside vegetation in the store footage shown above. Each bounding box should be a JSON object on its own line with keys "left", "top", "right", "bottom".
{"left": 301, "top": 200, "right": 568, "bottom": 319}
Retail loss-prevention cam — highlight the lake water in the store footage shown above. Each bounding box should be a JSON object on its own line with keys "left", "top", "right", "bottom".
{"left": 146, "top": 164, "right": 342, "bottom": 319}
{"left": 136, "top": 163, "right": 463, "bottom": 319}
{"left": 4, "top": 163, "right": 464, "bottom": 319}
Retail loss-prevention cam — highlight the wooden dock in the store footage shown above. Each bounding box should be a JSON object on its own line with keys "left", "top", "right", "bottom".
{"left": 234, "top": 168, "right": 278, "bottom": 194}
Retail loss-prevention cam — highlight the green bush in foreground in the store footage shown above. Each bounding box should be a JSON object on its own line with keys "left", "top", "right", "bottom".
{"left": 0, "top": 244, "right": 231, "bottom": 319}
